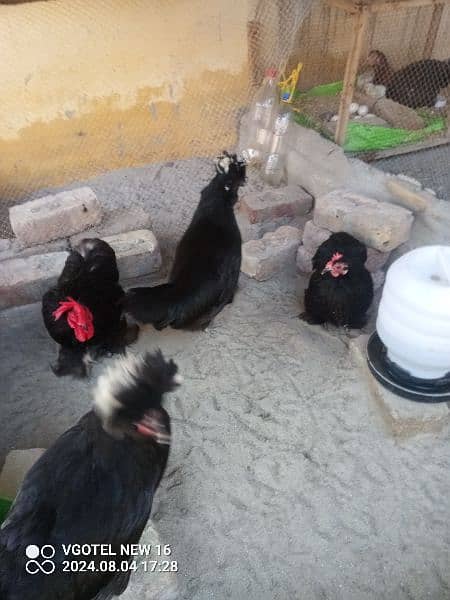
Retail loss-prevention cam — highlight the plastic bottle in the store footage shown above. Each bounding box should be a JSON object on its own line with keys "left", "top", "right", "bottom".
{"left": 262, "top": 105, "right": 291, "bottom": 187}
{"left": 241, "top": 68, "right": 279, "bottom": 165}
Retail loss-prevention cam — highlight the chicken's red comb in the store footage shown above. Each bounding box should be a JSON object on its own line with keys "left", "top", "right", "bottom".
{"left": 53, "top": 297, "right": 94, "bottom": 343}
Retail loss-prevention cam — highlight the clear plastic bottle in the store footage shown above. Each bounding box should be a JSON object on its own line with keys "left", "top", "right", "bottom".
{"left": 241, "top": 68, "right": 279, "bottom": 165}
{"left": 262, "top": 106, "right": 291, "bottom": 187}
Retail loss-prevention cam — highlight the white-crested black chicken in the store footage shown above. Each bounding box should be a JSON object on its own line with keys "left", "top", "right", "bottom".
{"left": 0, "top": 350, "right": 180, "bottom": 600}
{"left": 42, "top": 238, "right": 138, "bottom": 377}
{"left": 124, "top": 152, "right": 246, "bottom": 330}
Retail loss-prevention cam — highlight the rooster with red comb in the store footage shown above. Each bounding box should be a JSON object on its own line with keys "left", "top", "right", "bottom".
{"left": 300, "top": 232, "right": 374, "bottom": 329}
{"left": 42, "top": 238, "right": 138, "bottom": 377}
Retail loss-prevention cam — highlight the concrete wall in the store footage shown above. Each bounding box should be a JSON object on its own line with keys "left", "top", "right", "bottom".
{"left": 0, "top": 0, "right": 251, "bottom": 198}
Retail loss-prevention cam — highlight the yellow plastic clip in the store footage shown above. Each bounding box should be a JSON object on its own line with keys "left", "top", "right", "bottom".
{"left": 279, "top": 62, "right": 303, "bottom": 103}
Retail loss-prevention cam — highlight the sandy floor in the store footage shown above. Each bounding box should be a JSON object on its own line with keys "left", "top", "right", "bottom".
{"left": 2, "top": 162, "right": 450, "bottom": 599}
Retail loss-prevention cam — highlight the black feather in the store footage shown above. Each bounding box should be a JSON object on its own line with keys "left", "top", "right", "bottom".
{"left": 0, "top": 352, "right": 176, "bottom": 600}
{"left": 301, "top": 232, "right": 374, "bottom": 329}
{"left": 42, "top": 238, "right": 138, "bottom": 377}
{"left": 124, "top": 153, "right": 246, "bottom": 330}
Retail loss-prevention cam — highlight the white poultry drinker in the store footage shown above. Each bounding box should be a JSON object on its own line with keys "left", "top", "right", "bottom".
{"left": 367, "top": 246, "right": 450, "bottom": 402}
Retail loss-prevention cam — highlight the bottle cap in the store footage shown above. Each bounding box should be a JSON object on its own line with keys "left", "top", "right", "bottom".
{"left": 265, "top": 67, "right": 278, "bottom": 78}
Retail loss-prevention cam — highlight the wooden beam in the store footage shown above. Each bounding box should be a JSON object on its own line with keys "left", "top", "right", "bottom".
{"left": 367, "top": 0, "right": 450, "bottom": 13}
{"left": 335, "top": 7, "right": 369, "bottom": 146}
{"left": 423, "top": 3, "right": 444, "bottom": 58}
{"left": 327, "top": 0, "right": 450, "bottom": 12}
{"left": 354, "top": 134, "right": 450, "bottom": 161}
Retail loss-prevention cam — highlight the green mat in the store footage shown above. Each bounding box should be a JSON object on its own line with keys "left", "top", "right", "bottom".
{"left": 0, "top": 497, "right": 13, "bottom": 524}
{"left": 293, "top": 81, "right": 446, "bottom": 152}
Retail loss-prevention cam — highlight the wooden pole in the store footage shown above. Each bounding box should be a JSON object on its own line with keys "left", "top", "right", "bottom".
{"left": 335, "top": 7, "right": 369, "bottom": 146}
{"left": 423, "top": 3, "right": 444, "bottom": 58}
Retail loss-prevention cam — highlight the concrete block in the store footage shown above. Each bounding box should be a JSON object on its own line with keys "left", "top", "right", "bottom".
{"left": 0, "top": 251, "right": 69, "bottom": 309}
{"left": 103, "top": 230, "right": 161, "bottom": 280}
{"left": 241, "top": 226, "right": 301, "bottom": 281}
{"left": 9, "top": 187, "right": 102, "bottom": 246}
{"left": 0, "top": 449, "right": 46, "bottom": 500}
{"left": 302, "top": 220, "right": 331, "bottom": 253}
{"left": 239, "top": 185, "right": 313, "bottom": 224}
{"left": 314, "top": 189, "right": 413, "bottom": 252}
{"left": 70, "top": 205, "right": 152, "bottom": 246}
{"left": 0, "top": 238, "right": 69, "bottom": 262}
{"left": 350, "top": 335, "right": 450, "bottom": 437}
{"left": 371, "top": 270, "right": 385, "bottom": 290}
{"left": 386, "top": 178, "right": 433, "bottom": 213}
{"left": 296, "top": 245, "right": 313, "bottom": 274}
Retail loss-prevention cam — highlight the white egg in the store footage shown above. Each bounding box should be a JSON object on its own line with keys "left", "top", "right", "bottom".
{"left": 357, "top": 104, "right": 369, "bottom": 116}
{"left": 349, "top": 102, "right": 359, "bottom": 114}
{"left": 330, "top": 114, "right": 339, "bottom": 122}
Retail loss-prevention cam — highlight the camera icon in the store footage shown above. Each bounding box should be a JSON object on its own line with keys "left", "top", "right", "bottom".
{"left": 25, "top": 545, "right": 56, "bottom": 575}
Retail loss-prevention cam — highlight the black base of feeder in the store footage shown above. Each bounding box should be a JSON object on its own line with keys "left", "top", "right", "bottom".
{"left": 366, "top": 332, "right": 450, "bottom": 404}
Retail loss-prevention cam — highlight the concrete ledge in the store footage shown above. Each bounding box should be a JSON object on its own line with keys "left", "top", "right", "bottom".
{"left": 9, "top": 187, "right": 102, "bottom": 246}
{"left": 351, "top": 334, "right": 450, "bottom": 437}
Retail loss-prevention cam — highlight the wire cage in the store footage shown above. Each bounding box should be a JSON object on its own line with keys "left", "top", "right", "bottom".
{"left": 288, "top": 0, "right": 450, "bottom": 158}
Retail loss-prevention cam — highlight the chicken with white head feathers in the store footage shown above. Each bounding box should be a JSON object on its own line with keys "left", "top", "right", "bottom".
{"left": 0, "top": 350, "right": 180, "bottom": 600}
{"left": 124, "top": 151, "right": 246, "bottom": 330}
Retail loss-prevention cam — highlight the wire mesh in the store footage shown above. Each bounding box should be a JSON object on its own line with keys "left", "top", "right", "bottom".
{"left": 0, "top": 0, "right": 448, "bottom": 250}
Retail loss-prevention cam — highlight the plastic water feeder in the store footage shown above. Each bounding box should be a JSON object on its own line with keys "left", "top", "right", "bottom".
{"left": 367, "top": 245, "right": 450, "bottom": 403}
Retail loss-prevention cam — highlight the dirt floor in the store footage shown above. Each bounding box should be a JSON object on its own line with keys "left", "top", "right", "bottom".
{"left": 2, "top": 160, "right": 450, "bottom": 600}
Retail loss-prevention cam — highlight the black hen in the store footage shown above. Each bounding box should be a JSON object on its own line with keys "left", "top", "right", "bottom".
{"left": 300, "top": 232, "right": 374, "bottom": 329}
{"left": 124, "top": 152, "right": 246, "bottom": 330}
{"left": 386, "top": 58, "right": 450, "bottom": 108}
{"left": 0, "top": 351, "right": 180, "bottom": 600}
{"left": 42, "top": 238, "right": 138, "bottom": 378}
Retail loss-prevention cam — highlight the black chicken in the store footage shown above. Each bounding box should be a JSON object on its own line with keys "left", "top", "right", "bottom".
{"left": 386, "top": 58, "right": 450, "bottom": 108}
{"left": 300, "top": 232, "right": 374, "bottom": 329}
{"left": 0, "top": 350, "right": 180, "bottom": 600}
{"left": 124, "top": 152, "right": 246, "bottom": 330}
{"left": 42, "top": 238, "right": 138, "bottom": 378}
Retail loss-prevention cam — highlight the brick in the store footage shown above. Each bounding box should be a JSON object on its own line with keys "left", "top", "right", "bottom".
{"left": 386, "top": 178, "right": 432, "bottom": 213}
{"left": 239, "top": 185, "right": 313, "bottom": 224}
{"left": 302, "top": 220, "right": 331, "bottom": 253}
{"left": 70, "top": 205, "right": 152, "bottom": 247}
{"left": 0, "top": 251, "right": 68, "bottom": 309}
{"left": 9, "top": 187, "right": 102, "bottom": 246}
{"left": 102, "top": 229, "right": 161, "bottom": 280}
{"left": 241, "top": 226, "right": 301, "bottom": 281}
{"left": 296, "top": 245, "right": 313, "bottom": 273}
{"left": 350, "top": 335, "right": 449, "bottom": 437}
{"left": 0, "top": 449, "right": 46, "bottom": 500}
{"left": 314, "top": 189, "right": 413, "bottom": 252}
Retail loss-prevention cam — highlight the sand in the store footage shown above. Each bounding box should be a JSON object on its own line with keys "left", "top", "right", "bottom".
{"left": 1, "top": 161, "right": 450, "bottom": 599}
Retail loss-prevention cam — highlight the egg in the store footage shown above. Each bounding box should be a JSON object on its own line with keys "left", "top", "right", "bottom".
{"left": 349, "top": 102, "right": 359, "bottom": 114}
{"left": 357, "top": 104, "right": 369, "bottom": 117}
{"left": 330, "top": 114, "right": 339, "bottom": 122}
